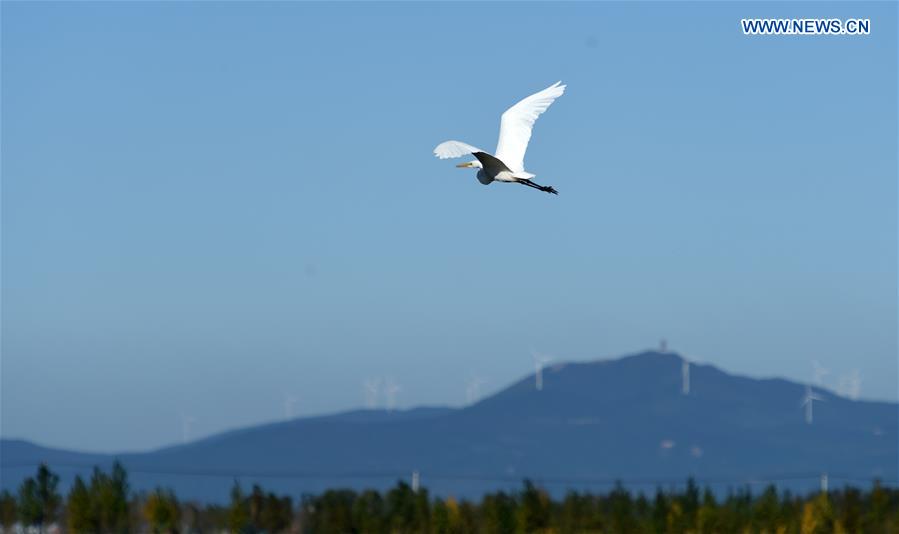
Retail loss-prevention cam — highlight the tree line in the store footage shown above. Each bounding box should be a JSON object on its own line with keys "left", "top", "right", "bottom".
{"left": 1, "top": 463, "right": 897, "bottom": 533}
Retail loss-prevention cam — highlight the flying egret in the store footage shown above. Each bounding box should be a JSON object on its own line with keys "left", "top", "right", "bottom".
{"left": 434, "top": 81, "right": 566, "bottom": 195}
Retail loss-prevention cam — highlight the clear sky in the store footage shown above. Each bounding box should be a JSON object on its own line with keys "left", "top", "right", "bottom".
{"left": 2, "top": 2, "right": 896, "bottom": 452}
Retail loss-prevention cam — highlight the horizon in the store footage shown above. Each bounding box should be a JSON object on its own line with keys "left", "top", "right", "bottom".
{"left": 2, "top": 348, "right": 892, "bottom": 455}
{"left": 2, "top": 2, "right": 896, "bottom": 454}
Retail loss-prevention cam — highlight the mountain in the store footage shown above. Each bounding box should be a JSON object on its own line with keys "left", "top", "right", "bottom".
{"left": 2, "top": 351, "right": 896, "bottom": 502}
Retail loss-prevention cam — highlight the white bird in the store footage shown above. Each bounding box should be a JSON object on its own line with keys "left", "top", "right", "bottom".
{"left": 434, "top": 81, "right": 566, "bottom": 195}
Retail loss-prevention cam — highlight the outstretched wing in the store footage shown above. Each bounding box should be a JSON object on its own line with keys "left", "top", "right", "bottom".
{"left": 433, "top": 140, "right": 484, "bottom": 159}
{"left": 494, "top": 81, "right": 566, "bottom": 173}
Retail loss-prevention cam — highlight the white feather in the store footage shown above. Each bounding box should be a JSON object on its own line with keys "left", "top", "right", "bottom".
{"left": 494, "top": 81, "right": 566, "bottom": 173}
{"left": 433, "top": 140, "right": 484, "bottom": 159}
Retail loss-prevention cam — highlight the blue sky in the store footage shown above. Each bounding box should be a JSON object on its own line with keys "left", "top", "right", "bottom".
{"left": 2, "top": 2, "right": 896, "bottom": 452}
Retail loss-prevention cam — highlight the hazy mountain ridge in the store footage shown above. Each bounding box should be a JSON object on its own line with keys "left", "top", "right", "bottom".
{"left": 2, "top": 351, "right": 896, "bottom": 501}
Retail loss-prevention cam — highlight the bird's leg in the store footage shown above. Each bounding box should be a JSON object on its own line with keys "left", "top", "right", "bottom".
{"left": 540, "top": 184, "right": 559, "bottom": 195}
{"left": 518, "top": 179, "right": 558, "bottom": 195}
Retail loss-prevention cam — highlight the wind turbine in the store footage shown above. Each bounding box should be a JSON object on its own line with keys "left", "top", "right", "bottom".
{"left": 466, "top": 376, "right": 487, "bottom": 405}
{"left": 531, "top": 351, "right": 552, "bottom": 391}
{"left": 838, "top": 369, "right": 861, "bottom": 400}
{"left": 681, "top": 356, "right": 691, "bottom": 396}
{"left": 283, "top": 393, "right": 298, "bottom": 420}
{"left": 363, "top": 378, "right": 381, "bottom": 409}
{"left": 180, "top": 413, "right": 196, "bottom": 444}
{"left": 812, "top": 360, "right": 830, "bottom": 386}
{"left": 385, "top": 379, "right": 401, "bottom": 411}
{"left": 800, "top": 385, "right": 824, "bottom": 424}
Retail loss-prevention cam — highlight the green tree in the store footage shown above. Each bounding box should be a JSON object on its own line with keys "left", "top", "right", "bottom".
{"left": 109, "top": 462, "right": 132, "bottom": 531}
{"left": 432, "top": 498, "right": 450, "bottom": 534}
{"left": 107, "top": 462, "right": 131, "bottom": 532}
{"left": 652, "top": 489, "right": 669, "bottom": 533}
{"left": 247, "top": 484, "right": 265, "bottom": 532}
{"left": 193, "top": 503, "right": 228, "bottom": 533}
{"left": 260, "top": 491, "right": 293, "bottom": 533}
{"left": 17, "top": 464, "right": 61, "bottom": 532}
{"left": 352, "top": 489, "right": 385, "bottom": 534}
{"left": 720, "top": 487, "right": 754, "bottom": 532}
{"left": 144, "top": 488, "right": 180, "bottom": 533}
{"left": 679, "top": 478, "right": 700, "bottom": 530}
{"left": 86, "top": 462, "right": 131, "bottom": 533}
{"left": 696, "top": 488, "right": 719, "bottom": 534}
{"left": 0, "top": 490, "right": 17, "bottom": 531}
{"left": 456, "top": 499, "right": 479, "bottom": 533}
{"left": 559, "top": 491, "right": 598, "bottom": 532}
{"left": 228, "top": 481, "right": 250, "bottom": 533}
{"left": 837, "top": 486, "right": 862, "bottom": 534}
{"left": 516, "top": 480, "right": 550, "bottom": 533}
{"left": 306, "top": 489, "right": 355, "bottom": 533}
{"left": 433, "top": 496, "right": 468, "bottom": 534}
{"left": 608, "top": 481, "right": 637, "bottom": 533}
{"left": 413, "top": 486, "right": 431, "bottom": 533}
{"left": 863, "top": 480, "right": 891, "bottom": 532}
{"left": 67, "top": 476, "right": 97, "bottom": 533}
{"left": 481, "top": 491, "right": 516, "bottom": 534}
{"left": 753, "top": 484, "right": 781, "bottom": 533}
{"left": 386, "top": 480, "right": 429, "bottom": 533}
{"left": 634, "top": 492, "right": 653, "bottom": 532}
{"left": 11, "top": 466, "right": 899, "bottom": 533}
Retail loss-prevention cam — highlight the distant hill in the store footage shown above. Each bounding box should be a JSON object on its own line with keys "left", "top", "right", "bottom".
{"left": 2, "top": 351, "right": 896, "bottom": 502}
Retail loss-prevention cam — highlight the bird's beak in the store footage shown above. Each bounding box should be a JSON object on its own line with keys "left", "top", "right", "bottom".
{"left": 456, "top": 162, "right": 475, "bottom": 168}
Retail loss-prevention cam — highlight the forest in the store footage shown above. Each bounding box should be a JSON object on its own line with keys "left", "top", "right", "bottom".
{"left": 1, "top": 463, "right": 897, "bottom": 533}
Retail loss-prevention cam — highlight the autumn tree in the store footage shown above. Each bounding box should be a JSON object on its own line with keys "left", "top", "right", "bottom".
{"left": 0, "top": 490, "right": 17, "bottom": 531}
{"left": 801, "top": 492, "right": 834, "bottom": 534}
{"left": 143, "top": 488, "right": 180, "bottom": 533}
